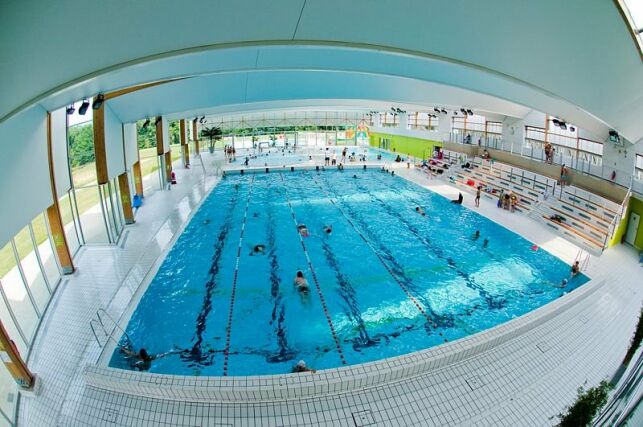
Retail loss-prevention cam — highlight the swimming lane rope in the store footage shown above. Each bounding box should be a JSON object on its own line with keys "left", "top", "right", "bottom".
{"left": 279, "top": 173, "right": 348, "bottom": 366}
{"left": 222, "top": 175, "right": 256, "bottom": 375}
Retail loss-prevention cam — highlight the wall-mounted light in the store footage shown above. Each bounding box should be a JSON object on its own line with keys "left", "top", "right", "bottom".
{"left": 66, "top": 104, "right": 75, "bottom": 115}
{"left": 92, "top": 93, "right": 104, "bottom": 110}
{"left": 155, "top": 117, "right": 162, "bottom": 126}
{"left": 142, "top": 118, "right": 150, "bottom": 129}
{"left": 467, "top": 109, "right": 473, "bottom": 116}
{"left": 78, "top": 99, "right": 90, "bottom": 115}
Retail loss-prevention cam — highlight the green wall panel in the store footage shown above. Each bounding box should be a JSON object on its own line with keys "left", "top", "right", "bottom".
{"left": 369, "top": 132, "right": 441, "bottom": 160}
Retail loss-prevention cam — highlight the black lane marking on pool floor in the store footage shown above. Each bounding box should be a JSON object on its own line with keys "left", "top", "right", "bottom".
{"left": 181, "top": 183, "right": 242, "bottom": 366}
{"left": 280, "top": 174, "right": 348, "bottom": 366}
{"left": 356, "top": 173, "right": 505, "bottom": 310}
{"left": 265, "top": 185, "right": 296, "bottom": 363}
{"left": 320, "top": 239, "right": 378, "bottom": 350}
{"left": 311, "top": 172, "right": 451, "bottom": 333}
{"left": 288, "top": 175, "right": 378, "bottom": 350}
{"left": 222, "top": 175, "right": 256, "bottom": 375}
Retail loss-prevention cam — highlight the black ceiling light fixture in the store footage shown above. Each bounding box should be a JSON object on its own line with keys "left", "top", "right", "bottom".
{"left": 199, "top": 116, "right": 205, "bottom": 123}
{"left": 434, "top": 107, "right": 440, "bottom": 113}
{"left": 441, "top": 108, "right": 447, "bottom": 114}
{"left": 78, "top": 99, "right": 90, "bottom": 115}
{"left": 155, "top": 116, "right": 162, "bottom": 126}
{"left": 193, "top": 117, "right": 198, "bottom": 125}
{"left": 552, "top": 118, "right": 560, "bottom": 127}
{"left": 92, "top": 93, "right": 105, "bottom": 110}
{"left": 65, "top": 104, "right": 75, "bottom": 115}
{"left": 142, "top": 118, "right": 150, "bottom": 129}
{"left": 460, "top": 108, "right": 466, "bottom": 114}
{"left": 570, "top": 126, "right": 576, "bottom": 132}
{"left": 559, "top": 122, "right": 567, "bottom": 130}
{"left": 467, "top": 109, "right": 473, "bottom": 116}
{"left": 454, "top": 111, "right": 458, "bottom": 115}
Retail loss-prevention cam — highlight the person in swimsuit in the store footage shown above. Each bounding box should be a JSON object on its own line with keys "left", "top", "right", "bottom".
{"left": 250, "top": 244, "right": 266, "bottom": 255}
{"left": 475, "top": 186, "right": 481, "bottom": 207}
{"left": 297, "top": 224, "right": 309, "bottom": 237}
{"left": 294, "top": 271, "right": 309, "bottom": 293}
{"left": 292, "top": 360, "right": 316, "bottom": 373}
{"left": 323, "top": 225, "right": 332, "bottom": 235}
{"left": 415, "top": 206, "right": 426, "bottom": 216}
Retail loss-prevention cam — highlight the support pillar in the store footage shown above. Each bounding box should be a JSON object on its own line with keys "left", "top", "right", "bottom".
{"left": 192, "top": 119, "right": 200, "bottom": 155}
{"left": 0, "top": 321, "right": 34, "bottom": 390}
{"left": 180, "top": 119, "right": 190, "bottom": 168}
{"left": 92, "top": 100, "right": 108, "bottom": 185}
{"left": 46, "top": 112, "right": 74, "bottom": 274}
{"left": 117, "top": 173, "right": 135, "bottom": 224}
{"left": 156, "top": 116, "right": 172, "bottom": 186}
{"left": 132, "top": 160, "right": 143, "bottom": 196}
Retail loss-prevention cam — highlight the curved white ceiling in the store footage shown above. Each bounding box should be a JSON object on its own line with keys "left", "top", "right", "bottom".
{"left": 1, "top": 0, "right": 641, "bottom": 140}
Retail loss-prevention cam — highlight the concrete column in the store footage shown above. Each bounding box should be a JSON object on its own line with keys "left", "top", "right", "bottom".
{"left": 399, "top": 112, "right": 408, "bottom": 130}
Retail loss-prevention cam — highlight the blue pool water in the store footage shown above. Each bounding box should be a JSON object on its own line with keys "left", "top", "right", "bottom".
{"left": 110, "top": 169, "right": 588, "bottom": 376}
{"left": 242, "top": 146, "right": 395, "bottom": 167}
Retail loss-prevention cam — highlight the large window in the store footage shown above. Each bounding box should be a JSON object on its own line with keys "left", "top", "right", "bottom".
{"left": 635, "top": 154, "right": 643, "bottom": 180}
{"left": 0, "top": 211, "right": 62, "bottom": 424}
{"left": 407, "top": 112, "right": 438, "bottom": 131}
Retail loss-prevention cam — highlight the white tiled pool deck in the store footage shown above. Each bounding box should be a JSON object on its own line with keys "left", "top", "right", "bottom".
{"left": 17, "top": 155, "right": 643, "bottom": 426}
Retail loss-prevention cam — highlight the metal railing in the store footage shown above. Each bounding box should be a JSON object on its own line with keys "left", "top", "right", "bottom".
{"left": 89, "top": 308, "right": 132, "bottom": 350}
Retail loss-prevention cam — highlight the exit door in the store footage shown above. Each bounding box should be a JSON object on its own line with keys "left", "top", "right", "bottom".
{"left": 625, "top": 212, "right": 640, "bottom": 246}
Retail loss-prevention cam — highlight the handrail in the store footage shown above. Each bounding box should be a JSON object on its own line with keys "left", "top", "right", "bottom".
{"left": 97, "top": 308, "right": 133, "bottom": 347}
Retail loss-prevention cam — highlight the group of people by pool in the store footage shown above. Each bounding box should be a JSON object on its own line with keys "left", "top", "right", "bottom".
{"left": 224, "top": 145, "right": 236, "bottom": 163}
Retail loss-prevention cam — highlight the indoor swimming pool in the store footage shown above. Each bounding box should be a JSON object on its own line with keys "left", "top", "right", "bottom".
{"left": 109, "top": 169, "right": 588, "bottom": 376}
{"left": 237, "top": 146, "right": 397, "bottom": 167}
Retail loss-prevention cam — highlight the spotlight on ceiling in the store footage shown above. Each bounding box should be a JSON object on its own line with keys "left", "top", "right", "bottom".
{"left": 65, "top": 104, "right": 75, "bottom": 115}
{"left": 460, "top": 108, "right": 466, "bottom": 114}
{"left": 199, "top": 116, "right": 205, "bottom": 123}
{"left": 142, "top": 118, "right": 150, "bottom": 129}
{"left": 78, "top": 99, "right": 90, "bottom": 115}
{"left": 434, "top": 108, "right": 440, "bottom": 113}
{"left": 193, "top": 117, "right": 198, "bottom": 125}
{"left": 559, "top": 123, "right": 567, "bottom": 130}
{"left": 441, "top": 109, "right": 447, "bottom": 114}
{"left": 454, "top": 111, "right": 458, "bottom": 115}
{"left": 570, "top": 126, "right": 576, "bottom": 132}
{"left": 467, "top": 109, "right": 473, "bottom": 116}
{"left": 92, "top": 94, "right": 104, "bottom": 110}
{"left": 552, "top": 118, "right": 560, "bottom": 127}
{"left": 155, "top": 117, "right": 162, "bottom": 126}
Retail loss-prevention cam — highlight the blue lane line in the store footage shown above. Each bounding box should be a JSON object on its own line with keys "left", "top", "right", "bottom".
{"left": 279, "top": 173, "right": 348, "bottom": 366}
{"left": 222, "top": 175, "right": 256, "bottom": 375}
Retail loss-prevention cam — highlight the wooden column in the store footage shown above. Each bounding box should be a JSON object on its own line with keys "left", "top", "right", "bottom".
{"left": 155, "top": 116, "right": 164, "bottom": 156}
{"left": 92, "top": 100, "right": 108, "bottom": 184}
{"left": 132, "top": 160, "right": 143, "bottom": 196}
{"left": 164, "top": 151, "right": 173, "bottom": 182}
{"left": 117, "top": 173, "right": 135, "bottom": 224}
{"left": 192, "top": 119, "right": 200, "bottom": 154}
{"left": 180, "top": 119, "right": 190, "bottom": 168}
{"left": 0, "top": 321, "right": 34, "bottom": 389}
{"left": 46, "top": 112, "right": 74, "bottom": 274}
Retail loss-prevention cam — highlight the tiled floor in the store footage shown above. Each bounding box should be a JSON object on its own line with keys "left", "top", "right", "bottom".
{"left": 17, "top": 156, "right": 643, "bottom": 426}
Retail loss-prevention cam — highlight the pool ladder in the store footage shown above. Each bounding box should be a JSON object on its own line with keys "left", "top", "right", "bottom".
{"left": 573, "top": 249, "right": 591, "bottom": 271}
{"left": 89, "top": 308, "right": 132, "bottom": 351}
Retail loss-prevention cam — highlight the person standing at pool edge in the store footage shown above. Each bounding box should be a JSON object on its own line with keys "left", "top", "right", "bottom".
{"left": 475, "top": 186, "right": 481, "bottom": 207}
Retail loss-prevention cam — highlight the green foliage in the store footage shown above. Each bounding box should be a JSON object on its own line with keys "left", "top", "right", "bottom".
{"left": 623, "top": 305, "right": 643, "bottom": 364}
{"left": 169, "top": 120, "right": 180, "bottom": 145}
{"left": 68, "top": 123, "right": 95, "bottom": 167}
{"left": 137, "top": 120, "right": 156, "bottom": 149}
{"left": 201, "top": 126, "right": 223, "bottom": 148}
{"left": 558, "top": 381, "right": 612, "bottom": 427}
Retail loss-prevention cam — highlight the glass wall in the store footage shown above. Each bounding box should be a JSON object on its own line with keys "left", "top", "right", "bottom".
{"left": 0, "top": 211, "right": 62, "bottom": 424}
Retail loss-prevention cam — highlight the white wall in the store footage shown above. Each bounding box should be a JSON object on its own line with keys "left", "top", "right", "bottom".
{"left": 0, "top": 105, "right": 52, "bottom": 246}
{"left": 104, "top": 104, "right": 125, "bottom": 179}
{"left": 51, "top": 107, "right": 71, "bottom": 196}
{"left": 371, "top": 125, "right": 441, "bottom": 142}
{"left": 160, "top": 116, "right": 170, "bottom": 154}
{"left": 123, "top": 123, "right": 138, "bottom": 167}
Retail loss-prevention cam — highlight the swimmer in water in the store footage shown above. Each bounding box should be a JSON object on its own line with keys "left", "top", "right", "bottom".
{"left": 482, "top": 238, "right": 489, "bottom": 248}
{"left": 250, "top": 244, "right": 266, "bottom": 255}
{"left": 571, "top": 261, "right": 580, "bottom": 277}
{"left": 323, "top": 225, "right": 332, "bottom": 235}
{"left": 121, "top": 347, "right": 174, "bottom": 371}
{"left": 297, "top": 224, "right": 309, "bottom": 237}
{"left": 294, "top": 270, "right": 309, "bottom": 293}
{"left": 472, "top": 230, "right": 480, "bottom": 240}
{"left": 203, "top": 219, "right": 211, "bottom": 225}
{"left": 415, "top": 206, "right": 426, "bottom": 216}
{"left": 292, "top": 360, "right": 316, "bottom": 373}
